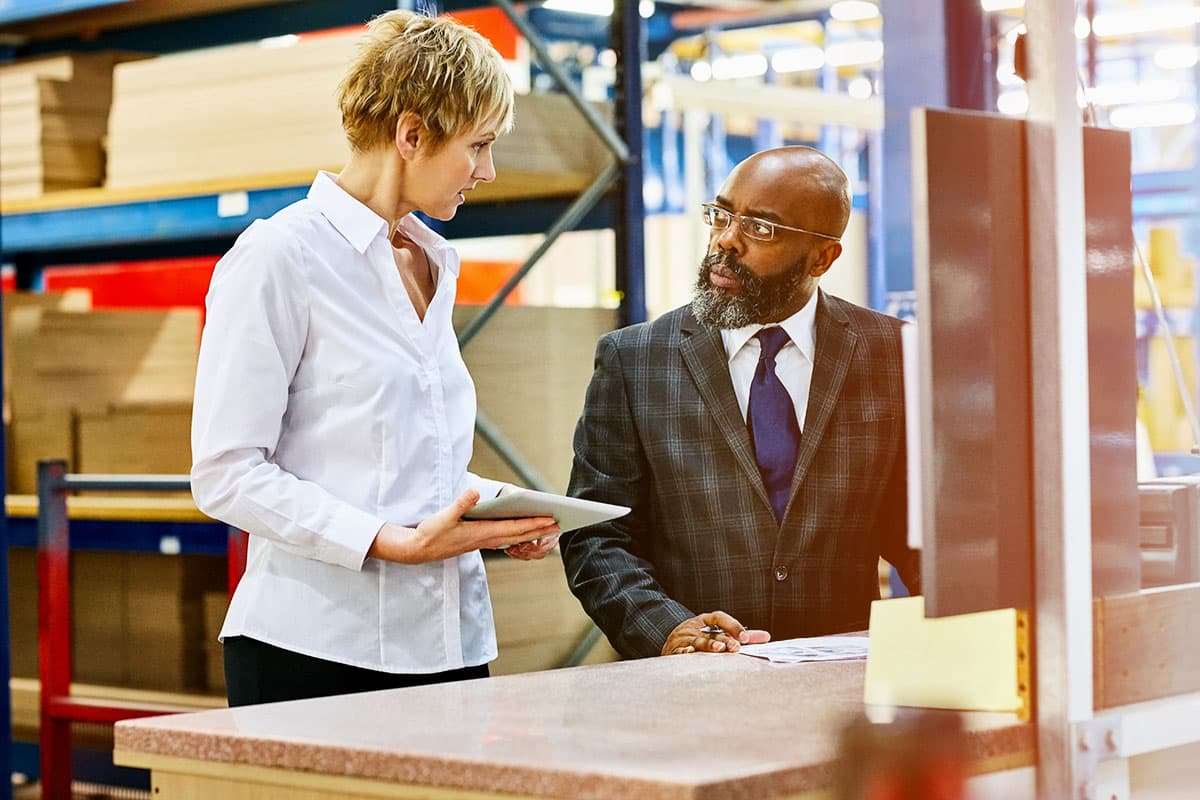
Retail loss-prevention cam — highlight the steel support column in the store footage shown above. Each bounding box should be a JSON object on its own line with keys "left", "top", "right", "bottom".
{"left": 879, "top": 0, "right": 987, "bottom": 312}
{"left": 0, "top": 291, "right": 11, "bottom": 799}
{"left": 611, "top": 0, "right": 647, "bottom": 326}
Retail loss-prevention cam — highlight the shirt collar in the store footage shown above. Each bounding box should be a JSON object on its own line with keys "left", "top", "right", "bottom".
{"left": 306, "top": 171, "right": 459, "bottom": 276}
{"left": 721, "top": 287, "right": 819, "bottom": 364}
{"left": 307, "top": 171, "right": 388, "bottom": 254}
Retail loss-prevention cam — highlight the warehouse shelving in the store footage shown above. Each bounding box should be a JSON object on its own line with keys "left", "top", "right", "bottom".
{"left": 0, "top": 2, "right": 652, "bottom": 793}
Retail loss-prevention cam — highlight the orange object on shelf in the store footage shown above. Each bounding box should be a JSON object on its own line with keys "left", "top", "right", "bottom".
{"left": 457, "top": 260, "right": 523, "bottom": 305}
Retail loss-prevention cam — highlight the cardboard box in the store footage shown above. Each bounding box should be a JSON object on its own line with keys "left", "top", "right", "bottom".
{"left": 7, "top": 408, "right": 73, "bottom": 495}
{"left": 75, "top": 402, "right": 192, "bottom": 477}
{"left": 9, "top": 307, "right": 199, "bottom": 418}
{"left": 458, "top": 305, "right": 616, "bottom": 493}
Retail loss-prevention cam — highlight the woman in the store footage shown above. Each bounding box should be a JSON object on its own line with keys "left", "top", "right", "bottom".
{"left": 190, "top": 9, "right": 559, "bottom": 707}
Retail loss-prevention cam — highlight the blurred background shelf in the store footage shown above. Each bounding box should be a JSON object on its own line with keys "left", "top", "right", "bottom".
{"left": 0, "top": 170, "right": 609, "bottom": 260}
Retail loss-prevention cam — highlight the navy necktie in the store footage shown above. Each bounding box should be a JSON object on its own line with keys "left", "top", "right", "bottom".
{"left": 748, "top": 327, "right": 800, "bottom": 521}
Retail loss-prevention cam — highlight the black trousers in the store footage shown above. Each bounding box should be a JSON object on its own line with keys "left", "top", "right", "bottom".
{"left": 223, "top": 635, "right": 490, "bottom": 707}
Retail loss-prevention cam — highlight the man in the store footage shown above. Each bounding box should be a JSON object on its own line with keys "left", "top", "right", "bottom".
{"left": 561, "top": 146, "right": 920, "bottom": 659}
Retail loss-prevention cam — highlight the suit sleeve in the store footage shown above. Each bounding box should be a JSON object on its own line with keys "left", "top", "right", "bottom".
{"left": 877, "top": 387, "right": 921, "bottom": 595}
{"left": 561, "top": 334, "right": 695, "bottom": 659}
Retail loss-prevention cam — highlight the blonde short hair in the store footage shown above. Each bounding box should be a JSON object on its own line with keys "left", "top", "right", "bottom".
{"left": 337, "top": 10, "right": 515, "bottom": 154}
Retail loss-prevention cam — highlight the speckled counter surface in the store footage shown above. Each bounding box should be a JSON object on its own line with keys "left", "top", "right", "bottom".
{"left": 114, "top": 655, "right": 1033, "bottom": 799}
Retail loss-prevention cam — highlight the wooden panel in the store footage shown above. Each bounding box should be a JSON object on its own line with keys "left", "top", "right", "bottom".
{"left": 912, "top": 108, "right": 1033, "bottom": 616}
{"left": 1083, "top": 127, "right": 1141, "bottom": 597}
{"left": 1093, "top": 583, "right": 1200, "bottom": 708}
{"left": 458, "top": 305, "right": 617, "bottom": 494}
{"left": 913, "top": 110, "right": 1139, "bottom": 615}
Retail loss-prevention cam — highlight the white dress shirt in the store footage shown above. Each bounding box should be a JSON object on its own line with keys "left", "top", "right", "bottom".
{"left": 191, "top": 171, "right": 504, "bottom": 674}
{"left": 720, "top": 288, "right": 819, "bottom": 431}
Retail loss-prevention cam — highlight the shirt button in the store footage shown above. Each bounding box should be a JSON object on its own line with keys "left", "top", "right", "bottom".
{"left": 774, "top": 565, "right": 788, "bottom": 581}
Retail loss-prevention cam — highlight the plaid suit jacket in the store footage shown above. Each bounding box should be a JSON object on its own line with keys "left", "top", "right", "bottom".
{"left": 562, "top": 290, "right": 920, "bottom": 659}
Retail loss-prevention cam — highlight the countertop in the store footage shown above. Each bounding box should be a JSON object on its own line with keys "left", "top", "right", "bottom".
{"left": 114, "top": 654, "right": 1033, "bottom": 800}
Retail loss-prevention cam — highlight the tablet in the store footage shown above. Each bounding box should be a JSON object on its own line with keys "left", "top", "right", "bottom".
{"left": 464, "top": 489, "right": 630, "bottom": 535}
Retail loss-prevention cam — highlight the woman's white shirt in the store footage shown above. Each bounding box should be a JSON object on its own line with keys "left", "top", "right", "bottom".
{"left": 191, "top": 171, "right": 503, "bottom": 673}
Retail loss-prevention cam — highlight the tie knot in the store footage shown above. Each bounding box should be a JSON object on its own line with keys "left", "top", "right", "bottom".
{"left": 756, "top": 326, "right": 791, "bottom": 361}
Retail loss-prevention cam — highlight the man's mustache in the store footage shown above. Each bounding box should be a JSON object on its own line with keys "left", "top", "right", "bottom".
{"left": 701, "top": 252, "right": 751, "bottom": 281}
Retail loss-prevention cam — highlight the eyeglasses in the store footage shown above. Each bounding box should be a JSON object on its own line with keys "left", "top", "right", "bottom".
{"left": 700, "top": 203, "right": 840, "bottom": 243}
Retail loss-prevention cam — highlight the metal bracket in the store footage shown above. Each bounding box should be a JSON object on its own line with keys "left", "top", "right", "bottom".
{"left": 1072, "top": 717, "right": 1124, "bottom": 800}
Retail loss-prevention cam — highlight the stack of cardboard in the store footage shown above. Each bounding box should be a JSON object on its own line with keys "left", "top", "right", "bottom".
{"left": 105, "top": 31, "right": 607, "bottom": 193}
{"left": 0, "top": 52, "right": 135, "bottom": 202}
{"left": 105, "top": 32, "right": 358, "bottom": 188}
{"left": 5, "top": 303, "right": 200, "bottom": 494}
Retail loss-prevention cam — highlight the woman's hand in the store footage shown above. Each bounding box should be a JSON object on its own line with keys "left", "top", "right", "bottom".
{"left": 368, "top": 490, "right": 558, "bottom": 564}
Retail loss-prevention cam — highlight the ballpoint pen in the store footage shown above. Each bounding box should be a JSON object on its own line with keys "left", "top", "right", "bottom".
{"left": 699, "top": 624, "right": 726, "bottom": 637}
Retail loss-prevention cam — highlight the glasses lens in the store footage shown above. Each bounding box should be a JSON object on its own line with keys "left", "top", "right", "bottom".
{"left": 703, "top": 205, "right": 728, "bottom": 228}
{"left": 739, "top": 217, "right": 775, "bottom": 241}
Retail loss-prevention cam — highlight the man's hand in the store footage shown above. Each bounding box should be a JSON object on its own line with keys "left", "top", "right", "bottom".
{"left": 502, "top": 533, "right": 560, "bottom": 561}
{"left": 661, "top": 611, "right": 770, "bottom": 656}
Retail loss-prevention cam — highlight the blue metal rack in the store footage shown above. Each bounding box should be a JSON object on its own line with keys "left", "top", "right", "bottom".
{"left": 0, "top": 0, "right": 125, "bottom": 27}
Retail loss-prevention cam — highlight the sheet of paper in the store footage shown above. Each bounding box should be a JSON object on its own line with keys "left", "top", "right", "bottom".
{"left": 737, "top": 636, "right": 869, "bottom": 664}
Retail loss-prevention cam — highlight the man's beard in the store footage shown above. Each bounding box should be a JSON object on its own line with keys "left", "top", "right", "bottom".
{"left": 690, "top": 251, "right": 809, "bottom": 329}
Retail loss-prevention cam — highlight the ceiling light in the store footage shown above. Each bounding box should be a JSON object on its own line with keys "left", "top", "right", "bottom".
{"left": 825, "top": 40, "right": 883, "bottom": 67}
{"left": 829, "top": 1, "right": 879, "bottom": 22}
{"left": 1084, "top": 80, "right": 1179, "bottom": 108}
{"left": 1155, "top": 44, "right": 1199, "bottom": 71}
{"left": 710, "top": 53, "right": 768, "bottom": 80}
{"left": 542, "top": 0, "right": 612, "bottom": 15}
{"left": 771, "top": 46, "right": 825, "bottom": 73}
{"left": 1109, "top": 102, "right": 1196, "bottom": 129}
{"left": 1091, "top": 5, "right": 1200, "bottom": 37}
{"left": 847, "top": 76, "right": 873, "bottom": 99}
{"left": 997, "top": 90, "right": 1028, "bottom": 116}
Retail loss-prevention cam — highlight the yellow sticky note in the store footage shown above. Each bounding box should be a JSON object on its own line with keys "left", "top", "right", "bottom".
{"left": 864, "top": 596, "right": 1029, "bottom": 720}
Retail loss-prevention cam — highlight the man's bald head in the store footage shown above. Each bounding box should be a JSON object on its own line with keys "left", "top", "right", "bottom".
{"left": 727, "top": 146, "right": 852, "bottom": 240}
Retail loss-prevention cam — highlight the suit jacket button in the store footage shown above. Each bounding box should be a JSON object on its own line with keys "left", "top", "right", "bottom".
{"left": 774, "top": 565, "right": 788, "bottom": 581}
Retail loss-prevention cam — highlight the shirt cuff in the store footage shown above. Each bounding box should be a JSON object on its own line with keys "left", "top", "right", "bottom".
{"left": 316, "top": 503, "right": 388, "bottom": 571}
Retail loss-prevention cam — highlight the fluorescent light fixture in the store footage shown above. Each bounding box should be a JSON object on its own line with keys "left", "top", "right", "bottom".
{"left": 981, "top": 0, "right": 1024, "bottom": 11}
{"left": 771, "top": 46, "right": 825, "bottom": 73}
{"left": 1092, "top": 5, "right": 1200, "bottom": 37}
{"left": 710, "top": 53, "right": 768, "bottom": 80}
{"left": 259, "top": 34, "right": 300, "bottom": 49}
{"left": 825, "top": 40, "right": 883, "bottom": 67}
{"left": 542, "top": 0, "right": 612, "bottom": 15}
{"left": 1109, "top": 102, "right": 1196, "bottom": 129}
{"left": 829, "top": 1, "right": 879, "bottom": 22}
{"left": 1155, "top": 44, "right": 1199, "bottom": 71}
{"left": 997, "top": 89, "right": 1029, "bottom": 116}
{"left": 1084, "top": 80, "right": 1179, "bottom": 108}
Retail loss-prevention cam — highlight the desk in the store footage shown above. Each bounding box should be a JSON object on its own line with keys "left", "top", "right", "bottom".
{"left": 114, "top": 655, "right": 1033, "bottom": 799}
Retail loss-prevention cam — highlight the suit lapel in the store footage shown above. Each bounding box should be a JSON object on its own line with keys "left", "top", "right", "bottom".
{"left": 678, "top": 310, "right": 773, "bottom": 512}
{"left": 786, "top": 292, "right": 858, "bottom": 511}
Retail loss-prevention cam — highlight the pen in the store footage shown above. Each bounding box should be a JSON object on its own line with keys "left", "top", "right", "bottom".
{"left": 699, "top": 624, "right": 726, "bottom": 637}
